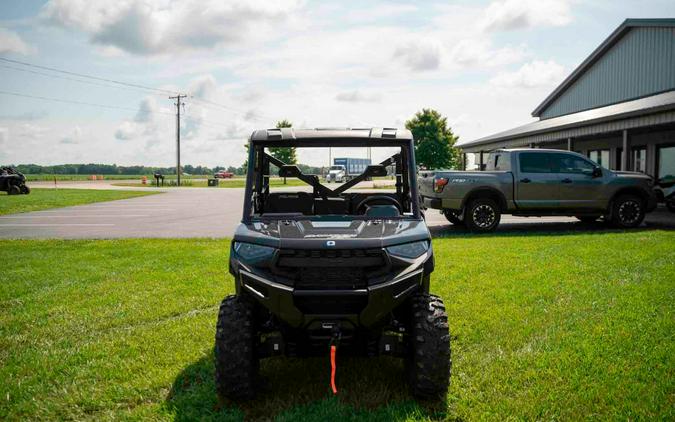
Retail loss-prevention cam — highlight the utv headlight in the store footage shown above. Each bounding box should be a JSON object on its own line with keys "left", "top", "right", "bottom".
{"left": 386, "top": 241, "right": 429, "bottom": 259}
{"left": 234, "top": 242, "right": 276, "bottom": 262}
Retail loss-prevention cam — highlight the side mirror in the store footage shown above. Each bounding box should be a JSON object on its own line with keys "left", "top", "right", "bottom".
{"left": 592, "top": 166, "right": 602, "bottom": 177}
{"left": 365, "top": 165, "right": 388, "bottom": 177}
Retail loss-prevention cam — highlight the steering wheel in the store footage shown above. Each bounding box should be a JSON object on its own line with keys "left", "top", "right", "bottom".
{"left": 355, "top": 195, "right": 402, "bottom": 215}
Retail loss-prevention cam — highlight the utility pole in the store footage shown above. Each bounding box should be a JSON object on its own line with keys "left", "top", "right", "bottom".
{"left": 169, "top": 94, "right": 186, "bottom": 186}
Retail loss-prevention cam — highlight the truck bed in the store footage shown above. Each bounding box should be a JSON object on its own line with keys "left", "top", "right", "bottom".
{"left": 418, "top": 170, "right": 514, "bottom": 211}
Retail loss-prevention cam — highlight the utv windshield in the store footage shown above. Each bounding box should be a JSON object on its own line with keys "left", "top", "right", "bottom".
{"left": 243, "top": 139, "right": 420, "bottom": 222}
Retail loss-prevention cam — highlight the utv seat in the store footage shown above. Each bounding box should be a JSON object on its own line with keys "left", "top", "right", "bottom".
{"left": 314, "top": 197, "right": 349, "bottom": 215}
{"left": 364, "top": 205, "right": 400, "bottom": 217}
{"left": 265, "top": 192, "right": 314, "bottom": 215}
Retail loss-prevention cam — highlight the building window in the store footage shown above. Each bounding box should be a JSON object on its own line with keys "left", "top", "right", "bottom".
{"left": 632, "top": 147, "right": 647, "bottom": 173}
{"left": 657, "top": 145, "right": 675, "bottom": 181}
{"left": 588, "top": 149, "right": 610, "bottom": 168}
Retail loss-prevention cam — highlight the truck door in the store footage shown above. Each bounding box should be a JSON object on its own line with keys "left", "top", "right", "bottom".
{"left": 515, "top": 152, "right": 560, "bottom": 209}
{"left": 552, "top": 153, "right": 606, "bottom": 210}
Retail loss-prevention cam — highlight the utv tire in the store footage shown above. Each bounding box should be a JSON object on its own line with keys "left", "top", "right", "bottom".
{"left": 464, "top": 198, "right": 500, "bottom": 232}
{"left": 20, "top": 185, "right": 30, "bottom": 195}
{"left": 7, "top": 185, "right": 20, "bottom": 195}
{"left": 442, "top": 209, "right": 463, "bottom": 225}
{"left": 576, "top": 215, "right": 600, "bottom": 223}
{"left": 215, "top": 295, "right": 259, "bottom": 401}
{"left": 406, "top": 294, "right": 451, "bottom": 400}
{"left": 610, "top": 194, "right": 645, "bottom": 228}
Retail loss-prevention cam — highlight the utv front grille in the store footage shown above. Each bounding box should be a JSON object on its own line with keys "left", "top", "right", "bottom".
{"left": 294, "top": 294, "right": 367, "bottom": 314}
{"left": 274, "top": 248, "right": 386, "bottom": 290}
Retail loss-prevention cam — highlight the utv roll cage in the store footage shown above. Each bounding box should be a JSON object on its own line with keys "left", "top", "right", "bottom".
{"left": 242, "top": 128, "right": 421, "bottom": 222}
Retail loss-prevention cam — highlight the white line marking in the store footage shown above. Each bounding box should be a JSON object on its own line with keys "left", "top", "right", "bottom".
{"left": 0, "top": 223, "right": 115, "bottom": 227}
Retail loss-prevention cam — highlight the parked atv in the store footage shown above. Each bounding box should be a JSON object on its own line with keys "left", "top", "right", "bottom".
{"left": 655, "top": 176, "right": 675, "bottom": 212}
{"left": 0, "top": 167, "right": 30, "bottom": 195}
{"left": 215, "top": 128, "right": 450, "bottom": 401}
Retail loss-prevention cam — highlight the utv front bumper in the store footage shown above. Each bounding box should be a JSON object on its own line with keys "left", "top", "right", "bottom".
{"left": 231, "top": 249, "right": 433, "bottom": 329}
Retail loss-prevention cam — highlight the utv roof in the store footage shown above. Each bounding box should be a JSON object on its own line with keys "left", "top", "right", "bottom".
{"left": 250, "top": 127, "right": 413, "bottom": 141}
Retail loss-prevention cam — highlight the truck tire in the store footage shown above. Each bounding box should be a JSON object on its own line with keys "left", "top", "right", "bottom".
{"left": 406, "top": 293, "right": 451, "bottom": 400}
{"left": 215, "top": 294, "right": 259, "bottom": 401}
{"left": 8, "top": 185, "right": 20, "bottom": 195}
{"left": 442, "top": 209, "right": 463, "bottom": 225}
{"left": 576, "top": 215, "right": 600, "bottom": 223}
{"left": 464, "top": 198, "right": 501, "bottom": 232}
{"left": 610, "top": 194, "right": 645, "bottom": 228}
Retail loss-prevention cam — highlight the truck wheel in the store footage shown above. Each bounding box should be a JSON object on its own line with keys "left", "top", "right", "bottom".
{"left": 406, "top": 294, "right": 451, "bottom": 400}
{"left": 464, "top": 198, "right": 500, "bottom": 232}
{"left": 610, "top": 194, "right": 645, "bottom": 228}
{"left": 576, "top": 215, "right": 600, "bottom": 223}
{"left": 7, "top": 185, "right": 20, "bottom": 195}
{"left": 442, "top": 209, "right": 463, "bottom": 225}
{"left": 215, "top": 294, "right": 259, "bottom": 401}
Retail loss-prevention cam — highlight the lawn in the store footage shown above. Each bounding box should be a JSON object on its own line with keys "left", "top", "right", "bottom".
{"left": 0, "top": 231, "right": 673, "bottom": 420}
{"left": 0, "top": 188, "right": 159, "bottom": 215}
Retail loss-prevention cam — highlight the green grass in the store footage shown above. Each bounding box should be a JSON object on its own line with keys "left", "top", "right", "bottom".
{"left": 0, "top": 188, "right": 159, "bottom": 215}
{"left": 0, "top": 231, "right": 673, "bottom": 420}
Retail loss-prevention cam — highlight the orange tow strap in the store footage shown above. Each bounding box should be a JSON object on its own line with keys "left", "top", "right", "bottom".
{"left": 330, "top": 345, "right": 338, "bottom": 394}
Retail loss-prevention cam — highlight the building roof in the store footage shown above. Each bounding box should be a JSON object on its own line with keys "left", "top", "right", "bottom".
{"left": 531, "top": 18, "right": 675, "bottom": 118}
{"left": 459, "top": 89, "right": 675, "bottom": 148}
{"left": 250, "top": 127, "right": 413, "bottom": 141}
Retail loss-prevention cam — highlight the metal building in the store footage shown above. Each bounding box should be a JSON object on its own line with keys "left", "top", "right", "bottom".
{"left": 458, "top": 18, "right": 675, "bottom": 182}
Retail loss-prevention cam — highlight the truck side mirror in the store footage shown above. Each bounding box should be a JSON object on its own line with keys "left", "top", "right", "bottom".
{"left": 592, "top": 166, "right": 602, "bottom": 177}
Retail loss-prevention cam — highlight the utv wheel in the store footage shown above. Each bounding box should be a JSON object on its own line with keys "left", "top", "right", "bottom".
{"left": 442, "top": 209, "right": 463, "bottom": 225}
{"left": 610, "top": 194, "right": 645, "bottom": 228}
{"left": 214, "top": 294, "right": 259, "bottom": 401}
{"left": 576, "top": 215, "right": 600, "bottom": 223}
{"left": 464, "top": 198, "right": 500, "bottom": 232}
{"left": 7, "top": 185, "right": 20, "bottom": 195}
{"left": 406, "top": 294, "right": 451, "bottom": 400}
{"left": 20, "top": 185, "right": 30, "bottom": 195}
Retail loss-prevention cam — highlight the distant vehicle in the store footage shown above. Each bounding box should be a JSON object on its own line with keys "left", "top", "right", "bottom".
{"left": 0, "top": 166, "right": 30, "bottom": 195}
{"left": 325, "top": 157, "right": 371, "bottom": 183}
{"left": 419, "top": 148, "right": 657, "bottom": 232}
{"left": 214, "top": 171, "right": 234, "bottom": 179}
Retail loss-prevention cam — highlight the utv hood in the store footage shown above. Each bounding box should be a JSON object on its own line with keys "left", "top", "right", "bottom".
{"left": 233, "top": 219, "right": 430, "bottom": 249}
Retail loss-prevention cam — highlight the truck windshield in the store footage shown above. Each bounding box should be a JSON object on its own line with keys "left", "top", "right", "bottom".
{"left": 243, "top": 143, "right": 418, "bottom": 220}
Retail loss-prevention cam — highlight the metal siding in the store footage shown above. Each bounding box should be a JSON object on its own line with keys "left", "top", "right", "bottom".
{"left": 541, "top": 27, "right": 675, "bottom": 119}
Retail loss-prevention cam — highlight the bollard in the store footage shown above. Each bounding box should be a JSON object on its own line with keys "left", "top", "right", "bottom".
{"left": 142, "top": 176, "right": 147, "bottom": 185}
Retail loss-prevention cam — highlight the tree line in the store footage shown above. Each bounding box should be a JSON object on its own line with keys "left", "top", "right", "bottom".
{"left": 6, "top": 108, "right": 461, "bottom": 176}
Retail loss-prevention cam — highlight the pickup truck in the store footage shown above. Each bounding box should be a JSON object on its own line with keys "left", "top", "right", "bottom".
{"left": 419, "top": 148, "right": 657, "bottom": 232}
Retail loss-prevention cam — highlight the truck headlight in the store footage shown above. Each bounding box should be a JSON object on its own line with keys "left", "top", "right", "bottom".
{"left": 234, "top": 242, "right": 276, "bottom": 262}
{"left": 386, "top": 241, "right": 429, "bottom": 259}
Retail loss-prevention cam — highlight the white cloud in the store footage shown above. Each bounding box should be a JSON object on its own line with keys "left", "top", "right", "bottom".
{"left": 450, "top": 38, "right": 528, "bottom": 68}
{"left": 481, "top": 0, "right": 573, "bottom": 31}
{"left": 0, "top": 28, "right": 33, "bottom": 55}
{"left": 40, "top": 0, "right": 304, "bottom": 55}
{"left": 489, "top": 60, "right": 565, "bottom": 88}
{"left": 189, "top": 75, "right": 217, "bottom": 100}
{"left": 115, "top": 121, "right": 137, "bottom": 140}
{"left": 60, "top": 126, "right": 82, "bottom": 144}
{"left": 134, "top": 97, "right": 159, "bottom": 123}
{"left": 393, "top": 38, "right": 442, "bottom": 71}
{"left": 335, "top": 90, "right": 382, "bottom": 103}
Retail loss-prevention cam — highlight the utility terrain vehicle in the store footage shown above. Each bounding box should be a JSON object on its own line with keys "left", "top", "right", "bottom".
{"left": 215, "top": 128, "right": 450, "bottom": 400}
{"left": 0, "top": 167, "right": 30, "bottom": 195}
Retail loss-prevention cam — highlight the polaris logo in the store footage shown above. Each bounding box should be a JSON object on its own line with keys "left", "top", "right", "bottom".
{"left": 326, "top": 240, "right": 336, "bottom": 247}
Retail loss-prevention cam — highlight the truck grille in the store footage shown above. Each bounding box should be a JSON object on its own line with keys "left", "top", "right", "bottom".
{"left": 275, "top": 248, "right": 386, "bottom": 290}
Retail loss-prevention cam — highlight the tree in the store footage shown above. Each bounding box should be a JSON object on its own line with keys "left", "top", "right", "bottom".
{"left": 268, "top": 119, "right": 296, "bottom": 183}
{"left": 405, "top": 109, "right": 460, "bottom": 170}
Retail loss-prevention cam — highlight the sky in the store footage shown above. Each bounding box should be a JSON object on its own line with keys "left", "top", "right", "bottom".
{"left": 0, "top": 0, "right": 673, "bottom": 168}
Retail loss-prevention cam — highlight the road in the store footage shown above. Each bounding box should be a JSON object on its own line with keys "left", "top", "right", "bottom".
{"left": 1, "top": 183, "right": 673, "bottom": 238}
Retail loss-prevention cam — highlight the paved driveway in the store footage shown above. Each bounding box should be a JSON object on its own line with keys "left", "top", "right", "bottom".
{"left": 1, "top": 186, "right": 673, "bottom": 238}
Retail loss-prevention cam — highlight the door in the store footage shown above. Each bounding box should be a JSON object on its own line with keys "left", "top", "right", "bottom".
{"left": 515, "top": 152, "right": 560, "bottom": 209}
{"left": 553, "top": 153, "right": 606, "bottom": 210}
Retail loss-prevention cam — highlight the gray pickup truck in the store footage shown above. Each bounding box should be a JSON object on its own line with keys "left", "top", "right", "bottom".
{"left": 419, "top": 148, "right": 657, "bottom": 232}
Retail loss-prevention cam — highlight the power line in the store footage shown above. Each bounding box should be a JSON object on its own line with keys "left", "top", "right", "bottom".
{"left": 0, "top": 56, "right": 179, "bottom": 96}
